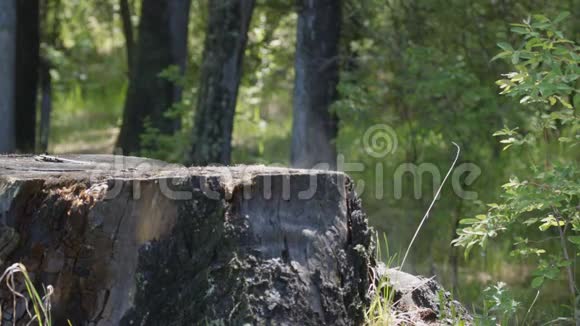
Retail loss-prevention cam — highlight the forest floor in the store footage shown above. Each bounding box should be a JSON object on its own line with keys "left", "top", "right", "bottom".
{"left": 51, "top": 127, "right": 117, "bottom": 154}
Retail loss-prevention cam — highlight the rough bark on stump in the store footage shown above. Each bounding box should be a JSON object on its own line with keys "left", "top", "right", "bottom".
{"left": 376, "top": 266, "right": 473, "bottom": 325}
{"left": 0, "top": 155, "right": 373, "bottom": 325}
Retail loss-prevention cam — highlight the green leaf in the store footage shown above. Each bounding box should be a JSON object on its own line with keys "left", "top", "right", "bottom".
{"left": 497, "top": 42, "right": 514, "bottom": 52}
{"left": 568, "top": 236, "right": 580, "bottom": 246}
{"left": 553, "top": 12, "right": 570, "bottom": 24}
{"left": 510, "top": 27, "right": 529, "bottom": 34}
{"left": 558, "top": 137, "right": 572, "bottom": 143}
{"left": 459, "top": 218, "right": 481, "bottom": 225}
{"left": 556, "top": 96, "right": 573, "bottom": 109}
{"left": 531, "top": 277, "right": 544, "bottom": 288}
{"left": 523, "top": 218, "right": 538, "bottom": 226}
{"left": 491, "top": 51, "right": 511, "bottom": 62}
{"left": 511, "top": 52, "right": 520, "bottom": 64}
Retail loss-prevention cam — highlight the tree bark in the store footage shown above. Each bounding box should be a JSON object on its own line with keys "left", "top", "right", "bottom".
{"left": 291, "top": 0, "right": 341, "bottom": 170}
{"left": 15, "top": 0, "right": 40, "bottom": 153}
{"left": 169, "top": 0, "right": 191, "bottom": 106}
{"left": 0, "top": 155, "right": 373, "bottom": 325}
{"left": 380, "top": 267, "right": 473, "bottom": 323}
{"left": 119, "top": 0, "right": 135, "bottom": 75}
{"left": 0, "top": 0, "right": 17, "bottom": 153}
{"left": 188, "top": 0, "right": 255, "bottom": 166}
{"left": 117, "top": 0, "right": 192, "bottom": 155}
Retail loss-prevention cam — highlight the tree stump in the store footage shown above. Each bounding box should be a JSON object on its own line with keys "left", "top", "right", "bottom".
{"left": 0, "top": 155, "right": 374, "bottom": 325}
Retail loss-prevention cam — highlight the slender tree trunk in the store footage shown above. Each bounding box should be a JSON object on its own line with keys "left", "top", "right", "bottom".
{"left": 0, "top": 0, "right": 17, "bottom": 153}
{"left": 39, "top": 59, "right": 52, "bottom": 153}
{"left": 290, "top": 0, "right": 341, "bottom": 170}
{"left": 169, "top": 0, "right": 191, "bottom": 131}
{"left": 15, "top": 0, "right": 40, "bottom": 153}
{"left": 188, "top": 0, "right": 255, "bottom": 166}
{"left": 119, "top": 0, "right": 134, "bottom": 75}
{"left": 35, "top": 0, "right": 60, "bottom": 153}
{"left": 117, "top": 0, "right": 192, "bottom": 155}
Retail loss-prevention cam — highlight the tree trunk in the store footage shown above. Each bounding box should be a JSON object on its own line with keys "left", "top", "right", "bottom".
{"left": 0, "top": 155, "right": 373, "bottom": 325}
{"left": 38, "top": 59, "right": 52, "bottom": 153}
{"left": 168, "top": 0, "right": 191, "bottom": 132}
{"left": 117, "top": 0, "right": 192, "bottom": 155}
{"left": 291, "top": 0, "right": 341, "bottom": 170}
{"left": 188, "top": 0, "right": 255, "bottom": 166}
{"left": 0, "top": 0, "right": 17, "bottom": 153}
{"left": 15, "top": 0, "right": 40, "bottom": 153}
{"left": 169, "top": 0, "right": 191, "bottom": 105}
{"left": 119, "top": 0, "right": 135, "bottom": 75}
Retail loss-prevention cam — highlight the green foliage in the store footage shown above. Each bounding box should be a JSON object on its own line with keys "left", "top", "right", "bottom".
{"left": 494, "top": 13, "right": 578, "bottom": 109}
{"left": 366, "top": 234, "right": 398, "bottom": 325}
{"left": 454, "top": 14, "right": 580, "bottom": 322}
{"left": 47, "top": 0, "right": 130, "bottom": 153}
{"left": 475, "top": 282, "right": 520, "bottom": 325}
{"left": 138, "top": 65, "right": 196, "bottom": 162}
{"left": 232, "top": 2, "right": 296, "bottom": 164}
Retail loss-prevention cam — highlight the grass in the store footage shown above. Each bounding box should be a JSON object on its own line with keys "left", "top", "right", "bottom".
{"left": 48, "top": 49, "right": 127, "bottom": 155}
{"left": 366, "top": 233, "right": 398, "bottom": 325}
{"left": 0, "top": 263, "right": 53, "bottom": 326}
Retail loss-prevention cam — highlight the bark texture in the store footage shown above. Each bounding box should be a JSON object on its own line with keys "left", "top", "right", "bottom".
{"left": 377, "top": 266, "right": 473, "bottom": 324}
{"left": 117, "top": 0, "right": 191, "bottom": 155}
{"left": 291, "top": 0, "right": 341, "bottom": 170}
{"left": 189, "top": 0, "right": 255, "bottom": 165}
{"left": 0, "top": 0, "right": 17, "bottom": 153}
{"left": 0, "top": 155, "right": 374, "bottom": 325}
{"left": 119, "top": 0, "right": 134, "bottom": 74}
{"left": 15, "top": 0, "right": 40, "bottom": 153}
{"left": 169, "top": 0, "right": 191, "bottom": 107}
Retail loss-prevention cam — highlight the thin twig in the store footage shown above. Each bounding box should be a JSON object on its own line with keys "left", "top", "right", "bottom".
{"left": 552, "top": 208, "right": 577, "bottom": 324}
{"left": 523, "top": 290, "right": 540, "bottom": 325}
{"left": 399, "top": 142, "right": 461, "bottom": 270}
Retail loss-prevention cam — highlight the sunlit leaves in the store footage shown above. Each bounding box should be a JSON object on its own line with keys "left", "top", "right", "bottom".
{"left": 455, "top": 14, "right": 580, "bottom": 294}
{"left": 538, "top": 215, "right": 565, "bottom": 231}
{"left": 492, "top": 14, "right": 579, "bottom": 109}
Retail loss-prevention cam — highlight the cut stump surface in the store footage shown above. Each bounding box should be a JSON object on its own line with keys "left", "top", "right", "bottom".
{"left": 0, "top": 155, "right": 374, "bottom": 325}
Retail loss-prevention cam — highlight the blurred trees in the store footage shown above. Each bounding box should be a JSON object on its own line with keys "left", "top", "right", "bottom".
{"left": 117, "top": 0, "right": 191, "bottom": 154}
{"left": 38, "top": 0, "right": 62, "bottom": 153}
{"left": 290, "top": 0, "right": 341, "bottom": 169}
{"left": 188, "top": 0, "right": 255, "bottom": 165}
{"left": 0, "top": 0, "right": 16, "bottom": 153}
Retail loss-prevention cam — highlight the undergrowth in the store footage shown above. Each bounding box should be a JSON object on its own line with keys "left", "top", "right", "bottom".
{"left": 0, "top": 263, "right": 53, "bottom": 326}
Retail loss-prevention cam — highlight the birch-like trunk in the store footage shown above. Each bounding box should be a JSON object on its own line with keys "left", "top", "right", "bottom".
{"left": 291, "top": 0, "right": 341, "bottom": 170}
